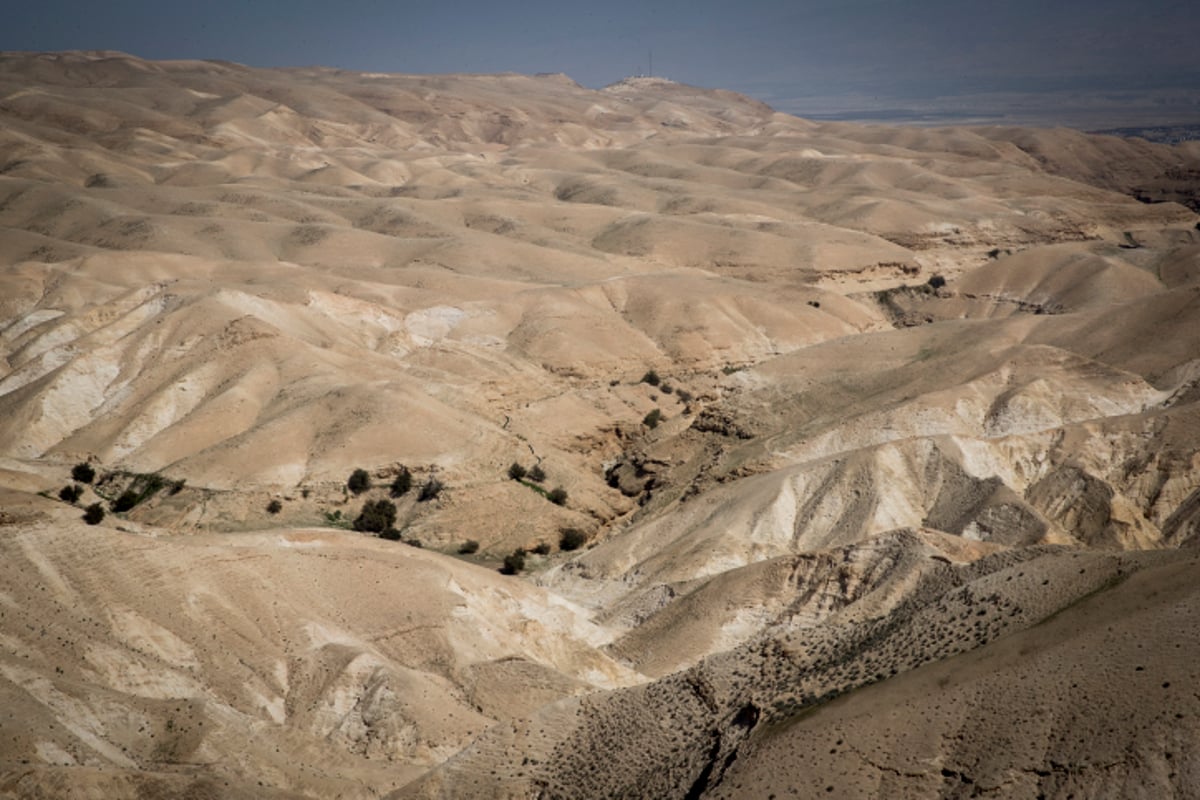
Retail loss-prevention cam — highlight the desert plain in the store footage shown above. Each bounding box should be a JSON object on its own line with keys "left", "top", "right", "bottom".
{"left": 2, "top": 51, "right": 1200, "bottom": 798}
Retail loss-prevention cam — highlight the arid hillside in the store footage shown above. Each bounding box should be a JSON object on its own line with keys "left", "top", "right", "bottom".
{"left": 2, "top": 51, "right": 1199, "bottom": 799}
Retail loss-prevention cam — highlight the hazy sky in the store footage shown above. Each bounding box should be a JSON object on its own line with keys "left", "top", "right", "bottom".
{"left": 4, "top": 0, "right": 1197, "bottom": 115}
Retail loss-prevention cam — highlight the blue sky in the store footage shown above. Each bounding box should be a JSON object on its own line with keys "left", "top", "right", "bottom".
{"left": 4, "top": 0, "right": 1197, "bottom": 116}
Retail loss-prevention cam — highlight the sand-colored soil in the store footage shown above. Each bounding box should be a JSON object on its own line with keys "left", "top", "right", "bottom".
{"left": 2, "top": 51, "right": 1199, "bottom": 798}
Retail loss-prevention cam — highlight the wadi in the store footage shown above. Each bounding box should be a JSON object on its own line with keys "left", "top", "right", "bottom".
{"left": 2, "top": 51, "right": 1200, "bottom": 799}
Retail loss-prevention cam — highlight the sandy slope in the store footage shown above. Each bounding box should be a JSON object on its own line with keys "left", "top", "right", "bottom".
{"left": 1, "top": 51, "right": 1200, "bottom": 798}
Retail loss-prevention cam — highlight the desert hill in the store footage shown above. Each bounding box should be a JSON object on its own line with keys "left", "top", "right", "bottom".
{"left": 1, "top": 51, "right": 1199, "bottom": 798}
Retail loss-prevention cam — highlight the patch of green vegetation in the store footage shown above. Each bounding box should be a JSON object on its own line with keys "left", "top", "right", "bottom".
{"left": 322, "top": 509, "right": 353, "bottom": 530}
{"left": 517, "top": 479, "right": 549, "bottom": 498}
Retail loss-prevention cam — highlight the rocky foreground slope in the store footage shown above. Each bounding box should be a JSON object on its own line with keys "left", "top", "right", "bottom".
{"left": 1, "top": 51, "right": 1200, "bottom": 798}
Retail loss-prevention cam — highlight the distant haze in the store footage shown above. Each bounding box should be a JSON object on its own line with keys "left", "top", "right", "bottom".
{"left": 5, "top": 0, "right": 1199, "bottom": 126}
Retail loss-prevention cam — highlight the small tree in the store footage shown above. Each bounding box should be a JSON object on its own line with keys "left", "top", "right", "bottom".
{"left": 112, "top": 490, "right": 140, "bottom": 513}
{"left": 59, "top": 484, "right": 83, "bottom": 504}
{"left": 354, "top": 499, "right": 397, "bottom": 533}
{"left": 528, "top": 464, "right": 546, "bottom": 483}
{"left": 458, "top": 539, "right": 480, "bottom": 555}
{"left": 266, "top": 499, "right": 283, "bottom": 514}
{"left": 83, "top": 503, "right": 105, "bottom": 525}
{"left": 508, "top": 462, "right": 527, "bottom": 481}
{"left": 347, "top": 468, "right": 371, "bottom": 495}
{"left": 532, "top": 541, "right": 552, "bottom": 555}
{"left": 379, "top": 527, "right": 402, "bottom": 541}
{"left": 501, "top": 549, "right": 526, "bottom": 575}
{"left": 390, "top": 467, "right": 412, "bottom": 497}
{"left": 643, "top": 408, "right": 663, "bottom": 429}
{"left": 559, "top": 528, "right": 588, "bottom": 551}
{"left": 641, "top": 369, "right": 661, "bottom": 386}
{"left": 418, "top": 477, "right": 443, "bottom": 502}
{"left": 72, "top": 462, "right": 95, "bottom": 484}
{"left": 547, "top": 487, "right": 568, "bottom": 506}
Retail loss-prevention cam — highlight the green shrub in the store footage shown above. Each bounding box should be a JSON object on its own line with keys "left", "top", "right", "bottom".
{"left": 347, "top": 468, "right": 371, "bottom": 495}
{"left": 322, "top": 509, "right": 352, "bottom": 529}
{"left": 501, "top": 550, "right": 526, "bottom": 575}
{"left": 111, "top": 490, "right": 140, "bottom": 513}
{"left": 379, "top": 527, "right": 402, "bottom": 541}
{"left": 459, "top": 539, "right": 480, "bottom": 554}
{"left": 532, "top": 541, "right": 552, "bottom": 555}
{"left": 547, "top": 487, "right": 568, "bottom": 506}
{"left": 71, "top": 462, "right": 96, "bottom": 484}
{"left": 390, "top": 467, "right": 412, "bottom": 497}
{"left": 643, "top": 408, "right": 663, "bottom": 429}
{"left": 418, "top": 477, "right": 444, "bottom": 502}
{"left": 528, "top": 464, "right": 546, "bottom": 483}
{"left": 266, "top": 499, "right": 282, "bottom": 514}
{"left": 641, "top": 369, "right": 661, "bottom": 386}
{"left": 59, "top": 484, "right": 83, "bottom": 504}
{"left": 354, "top": 499, "right": 397, "bottom": 532}
{"left": 660, "top": 384, "right": 673, "bottom": 394}
{"left": 508, "top": 462, "right": 527, "bottom": 480}
{"left": 83, "top": 503, "right": 105, "bottom": 525}
{"left": 559, "top": 528, "right": 588, "bottom": 551}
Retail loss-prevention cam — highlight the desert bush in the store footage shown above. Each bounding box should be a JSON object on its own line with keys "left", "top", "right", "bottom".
{"left": 167, "top": 479, "right": 186, "bottom": 495}
{"left": 660, "top": 383, "right": 673, "bottom": 394}
{"left": 528, "top": 464, "right": 546, "bottom": 483}
{"left": 675, "top": 389, "right": 693, "bottom": 403}
{"left": 547, "top": 486, "right": 568, "bottom": 506}
{"left": 559, "top": 528, "right": 588, "bottom": 551}
{"left": 927, "top": 274, "right": 946, "bottom": 289}
{"left": 418, "top": 477, "right": 444, "bottom": 502}
{"left": 643, "top": 408, "right": 663, "bottom": 429}
{"left": 459, "top": 539, "right": 480, "bottom": 554}
{"left": 354, "top": 499, "right": 397, "bottom": 533}
{"left": 266, "top": 499, "right": 282, "bottom": 514}
{"left": 532, "top": 541, "right": 552, "bottom": 555}
{"left": 59, "top": 484, "right": 83, "bottom": 504}
{"left": 83, "top": 503, "right": 105, "bottom": 525}
{"left": 111, "top": 490, "right": 140, "bottom": 513}
{"left": 508, "top": 462, "right": 527, "bottom": 480}
{"left": 379, "top": 527, "right": 402, "bottom": 541}
{"left": 390, "top": 467, "right": 412, "bottom": 497}
{"left": 347, "top": 468, "right": 371, "bottom": 495}
{"left": 71, "top": 462, "right": 95, "bottom": 484}
{"left": 501, "top": 550, "right": 526, "bottom": 575}
{"left": 641, "top": 369, "right": 661, "bottom": 386}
